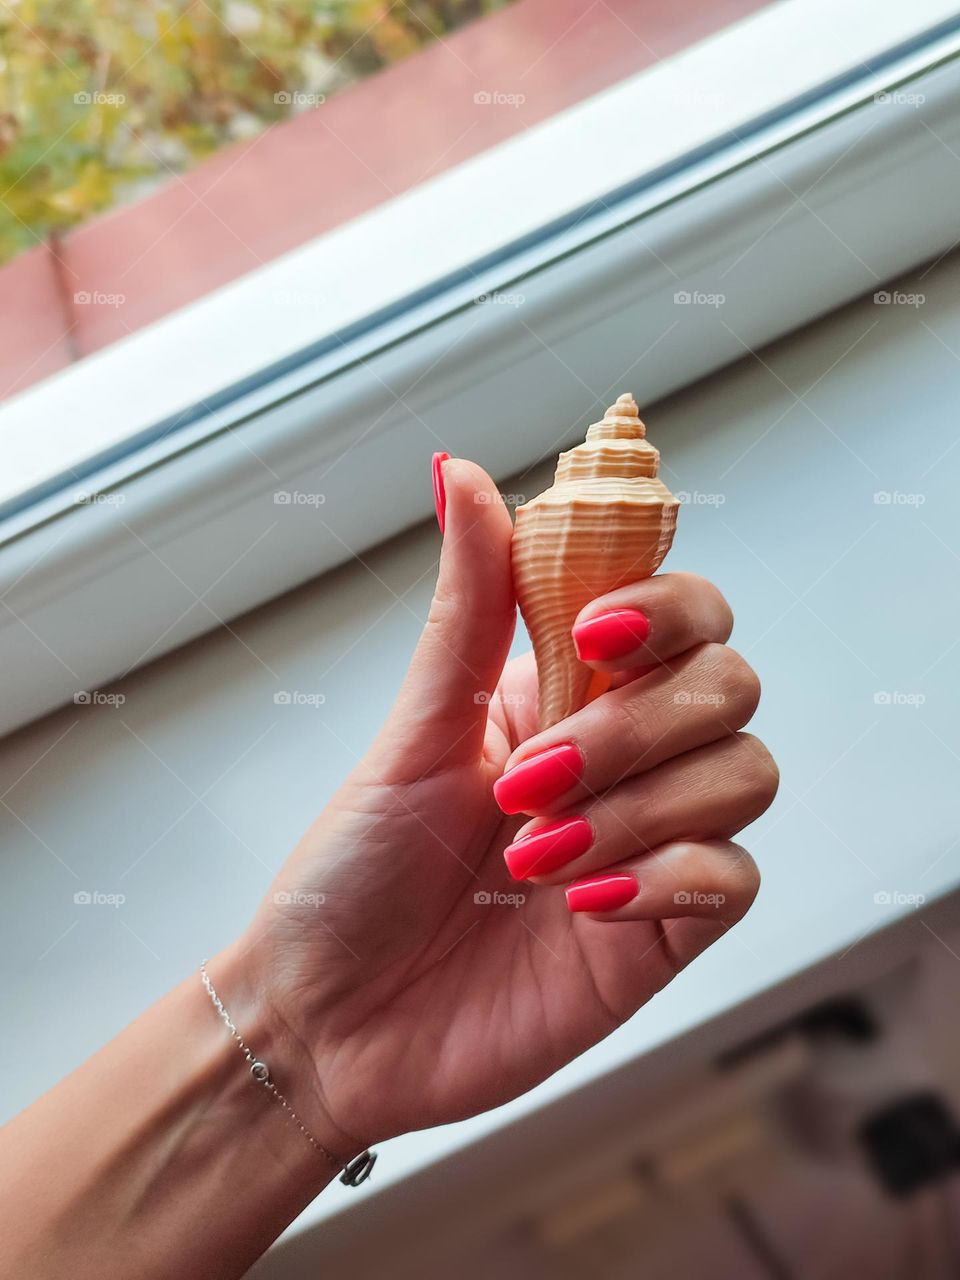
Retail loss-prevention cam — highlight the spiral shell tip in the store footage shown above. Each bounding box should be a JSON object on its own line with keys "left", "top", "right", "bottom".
{"left": 609, "top": 392, "right": 639, "bottom": 416}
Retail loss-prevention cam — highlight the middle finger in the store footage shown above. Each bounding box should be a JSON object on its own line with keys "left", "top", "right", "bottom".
{"left": 493, "top": 643, "right": 760, "bottom": 817}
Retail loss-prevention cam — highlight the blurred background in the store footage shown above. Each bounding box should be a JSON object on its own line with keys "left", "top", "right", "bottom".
{"left": 3, "top": 0, "right": 960, "bottom": 1276}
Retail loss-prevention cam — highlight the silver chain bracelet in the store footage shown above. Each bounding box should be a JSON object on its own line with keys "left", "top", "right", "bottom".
{"left": 199, "top": 959, "right": 376, "bottom": 1187}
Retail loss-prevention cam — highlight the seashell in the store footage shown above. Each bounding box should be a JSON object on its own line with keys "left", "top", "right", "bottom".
{"left": 512, "top": 393, "right": 679, "bottom": 730}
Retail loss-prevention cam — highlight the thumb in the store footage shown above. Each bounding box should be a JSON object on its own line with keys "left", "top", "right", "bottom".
{"left": 377, "top": 456, "right": 516, "bottom": 773}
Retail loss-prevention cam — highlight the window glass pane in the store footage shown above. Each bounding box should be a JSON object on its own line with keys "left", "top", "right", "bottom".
{"left": 0, "top": 0, "right": 778, "bottom": 402}
{"left": 1, "top": 0, "right": 955, "bottom": 515}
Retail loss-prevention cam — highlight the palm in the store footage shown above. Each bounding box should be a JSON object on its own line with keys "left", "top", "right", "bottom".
{"left": 260, "top": 652, "right": 703, "bottom": 1148}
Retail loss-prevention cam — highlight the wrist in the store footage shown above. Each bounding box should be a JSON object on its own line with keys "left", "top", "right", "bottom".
{"left": 210, "top": 930, "right": 369, "bottom": 1172}
{"left": 1, "top": 943, "right": 341, "bottom": 1279}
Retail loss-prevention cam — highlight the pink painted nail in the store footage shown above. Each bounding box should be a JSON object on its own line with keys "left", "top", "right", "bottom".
{"left": 573, "top": 609, "right": 651, "bottom": 661}
{"left": 493, "top": 743, "right": 583, "bottom": 815}
{"left": 432, "top": 452, "right": 450, "bottom": 533}
{"left": 565, "top": 872, "right": 638, "bottom": 913}
{"left": 504, "top": 816, "right": 593, "bottom": 880}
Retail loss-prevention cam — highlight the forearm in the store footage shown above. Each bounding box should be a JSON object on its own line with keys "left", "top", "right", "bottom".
{"left": 0, "top": 938, "right": 338, "bottom": 1280}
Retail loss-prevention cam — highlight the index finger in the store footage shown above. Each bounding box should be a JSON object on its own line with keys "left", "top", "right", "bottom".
{"left": 571, "top": 572, "right": 733, "bottom": 673}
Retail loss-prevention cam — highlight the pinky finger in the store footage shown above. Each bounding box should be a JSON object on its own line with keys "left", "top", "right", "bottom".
{"left": 564, "top": 839, "right": 760, "bottom": 927}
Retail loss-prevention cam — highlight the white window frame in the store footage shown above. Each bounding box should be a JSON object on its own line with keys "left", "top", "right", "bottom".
{"left": 1, "top": 0, "right": 960, "bottom": 735}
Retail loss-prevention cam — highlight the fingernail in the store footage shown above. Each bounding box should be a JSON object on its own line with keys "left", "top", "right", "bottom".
{"left": 565, "top": 872, "right": 638, "bottom": 913}
{"left": 493, "top": 743, "right": 583, "bottom": 815}
{"left": 431, "top": 452, "right": 450, "bottom": 533}
{"left": 573, "top": 609, "right": 650, "bottom": 661}
{"left": 504, "top": 816, "right": 593, "bottom": 880}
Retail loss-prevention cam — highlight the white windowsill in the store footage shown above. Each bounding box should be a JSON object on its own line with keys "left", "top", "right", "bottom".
{"left": 1, "top": 2, "right": 960, "bottom": 740}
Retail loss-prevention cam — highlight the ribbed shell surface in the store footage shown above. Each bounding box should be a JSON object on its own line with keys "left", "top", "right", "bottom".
{"left": 512, "top": 394, "right": 679, "bottom": 729}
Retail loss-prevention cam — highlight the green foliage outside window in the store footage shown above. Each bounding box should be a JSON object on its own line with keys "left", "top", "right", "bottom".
{"left": 0, "top": 0, "right": 510, "bottom": 264}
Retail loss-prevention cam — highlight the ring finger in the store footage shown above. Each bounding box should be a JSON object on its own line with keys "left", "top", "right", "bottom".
{"left": 503, "top": 733, "right": 777, "bottom": 883}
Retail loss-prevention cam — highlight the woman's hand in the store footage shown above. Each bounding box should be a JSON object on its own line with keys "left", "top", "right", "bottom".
{"left": 230, "top": 458, "right": 779, "bottom": 1163}
{"left": 1, "top": 457, "right": 778, "bottom": 1280}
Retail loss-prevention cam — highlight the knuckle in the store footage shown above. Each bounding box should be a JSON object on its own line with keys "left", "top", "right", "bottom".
{"left": 666, "top": 580, "right": 698, "bottom": 643}
{"left": 689, "top": 839, "right": 760, "bottom": 922}
{"left": 711, "top": 646, "right": 761, "bottom": 722}
{"left": 425, "top": 582, "right": 457, "bottom": 630}
{"left": 674, "top": 571, "right": 728, "bottom": 608}
{"left": 730, "top": 845, "right": 761, "bottom": 912}
{"left": 707, "top": 584, "right": 735, "bottom": 641}
{"left": 705, "top": 840, "right": 761, "bottom": 919}
{"left": 665, "top": 574, "right": 734, "bottom": 642}
{"left": 735, "top": 733, "right": 780, "bottom": 808}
